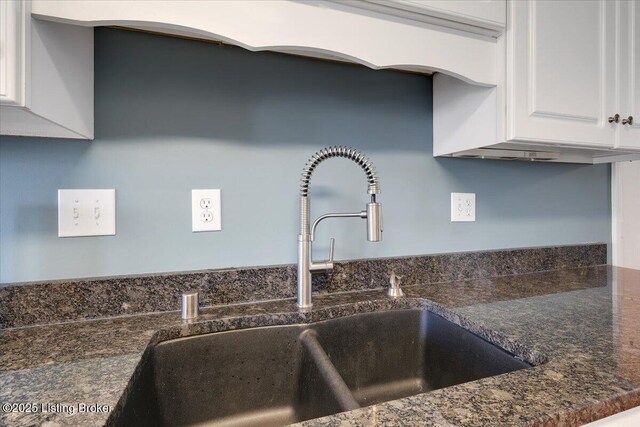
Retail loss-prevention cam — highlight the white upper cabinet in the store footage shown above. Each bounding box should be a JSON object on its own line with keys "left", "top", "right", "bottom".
{"left": 0, "top": 0, "right": 94, "bottom": 139}
{"left": 617, "top": 0, "right": 640, "bottom": 151}
{"left": 507, "top": 0, "right": 617, "bottom": 148}
{"left": 434, "top": 0, "right": 640, "bottom": 163}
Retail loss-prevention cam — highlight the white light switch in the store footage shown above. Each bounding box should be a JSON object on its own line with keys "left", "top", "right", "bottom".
{"left": 451, "top": 192, "right": 476, "bottom": 222}
{"left": 192, "top": 189, "right": 221, "bottom": 232}
{"left": 58, "top": 189, "right": 116, "bottom": 237}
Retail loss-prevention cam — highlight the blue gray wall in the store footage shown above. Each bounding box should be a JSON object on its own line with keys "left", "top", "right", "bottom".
{"left": 0, "top": 29, "right": 611, "bottom": 284}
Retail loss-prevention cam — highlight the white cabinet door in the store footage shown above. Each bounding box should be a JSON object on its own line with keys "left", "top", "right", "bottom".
{"left": 507, "top": 0, "right": 617, "bottom": 148}
{"left": 617, "top": 0, "right": 640, "bottom": 151}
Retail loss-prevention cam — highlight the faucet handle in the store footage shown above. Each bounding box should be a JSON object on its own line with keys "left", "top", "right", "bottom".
{"left": 309, "top": 238, "right": 335, "bottom": 274}
{"left": 329, "top": 238, "right": 335, "bottom": 263}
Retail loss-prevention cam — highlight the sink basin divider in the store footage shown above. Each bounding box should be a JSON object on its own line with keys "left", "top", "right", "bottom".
{"left": 300, "top": 330, "right": 361, "bottom": 412}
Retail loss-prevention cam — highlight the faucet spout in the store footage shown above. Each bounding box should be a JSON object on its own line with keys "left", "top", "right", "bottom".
{"left": 310, "top": 211, "right": 367, "bottom": 241}
{"left": 297, "top": 146, "right": 382, "bottom": 310}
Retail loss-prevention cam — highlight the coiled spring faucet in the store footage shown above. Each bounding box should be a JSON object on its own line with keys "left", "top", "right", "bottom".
{"left": 298, "top": 146, "right": 382, "bottom": 310}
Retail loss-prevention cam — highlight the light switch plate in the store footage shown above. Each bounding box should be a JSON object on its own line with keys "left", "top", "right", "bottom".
{"left": 451, "top": 192, "right": 476, "bottom": 222}
{"left": 58, "top": 189, "right": 116, "bottom": 237}
{"left": 192, "top": 189, "right": 221, "bottom": 232}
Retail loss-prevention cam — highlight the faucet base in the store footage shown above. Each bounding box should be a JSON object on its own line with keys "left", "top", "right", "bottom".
{"left": 297, "top": 303, "right": 313, "bottom": 312}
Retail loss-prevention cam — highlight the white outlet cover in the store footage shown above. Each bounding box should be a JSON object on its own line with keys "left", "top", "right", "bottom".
{"left": 192, "top": 189, "right": 221, "bottom": 232}
{"left": 451, "top": 192, "right": 476, "bottom": 222}
{"left": 58, "top": 189, "right": 116, "bottom": 237}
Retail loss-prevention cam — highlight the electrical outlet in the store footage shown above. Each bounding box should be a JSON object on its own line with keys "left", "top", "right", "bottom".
{"left": 58, "top": 189, "right": 116, "bottom": 237}
{"left": 451, "top": 192, "right": 476, "bottom": 222}
{"left": 192, "top": 189, "right": 221, "bottom": 232}
{"left": 200, "top": 198, "right": 212, "bottom": 209}
{"left": 200, "top": 211, "right": 213, "bottom": 222}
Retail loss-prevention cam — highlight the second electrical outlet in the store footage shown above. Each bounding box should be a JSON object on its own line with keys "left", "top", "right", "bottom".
{"left": 192, "top": 189, "right": 221, "bottom": 232}
{"left": 451, "top": 192, "right": 476, "bottom": 222}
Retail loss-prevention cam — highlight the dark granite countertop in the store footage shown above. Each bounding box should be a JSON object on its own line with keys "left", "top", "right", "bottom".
{"left": 1, "top": 265, "right": 639, "bottom": 426}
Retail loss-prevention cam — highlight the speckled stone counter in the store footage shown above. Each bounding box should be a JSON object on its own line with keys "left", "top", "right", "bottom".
{"left": 1, "top": 265, "right": 639, "bottom": 426}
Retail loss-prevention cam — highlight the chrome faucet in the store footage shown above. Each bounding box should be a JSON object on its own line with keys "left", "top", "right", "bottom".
{"left": 297, "top": 146, "right": 382, "bottom": 310}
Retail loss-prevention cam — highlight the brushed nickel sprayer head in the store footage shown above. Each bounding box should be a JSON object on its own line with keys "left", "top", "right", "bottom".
{"left": 297, "top": 146, "right": 382, "bottom": 310}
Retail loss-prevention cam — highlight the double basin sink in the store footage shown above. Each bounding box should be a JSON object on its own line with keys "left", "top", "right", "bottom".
{"left": 114, "top": 309, "right": 531, "bottom": 427}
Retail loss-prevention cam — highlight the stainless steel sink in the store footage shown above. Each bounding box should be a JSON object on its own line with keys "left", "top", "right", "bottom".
{"left": 114, "top": 310, "right": 531, "bottom": 427}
